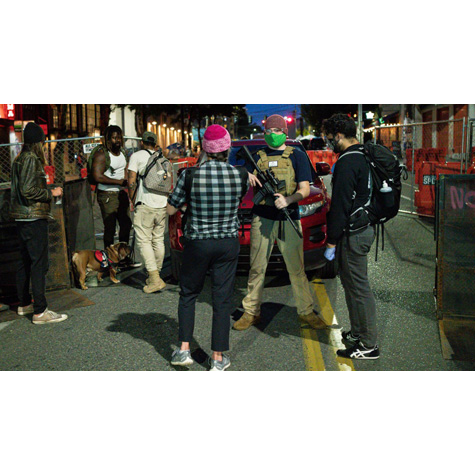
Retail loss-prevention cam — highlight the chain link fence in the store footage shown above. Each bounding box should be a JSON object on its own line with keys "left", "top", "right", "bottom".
{"left": 372, "top": 118, "right": 469, "bottom": 216}
{"left": 0, "top": 136, "right": 142, "bottom": 184}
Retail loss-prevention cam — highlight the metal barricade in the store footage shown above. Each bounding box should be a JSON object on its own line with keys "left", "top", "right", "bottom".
{"left": 373, "top": 118, "right": 467, "bottom": 217}
{"left": 62, "top": 178, "right": 96, "bottom": 260}
{"left": 0, "top": 136, "right": 142, "bottom": 184}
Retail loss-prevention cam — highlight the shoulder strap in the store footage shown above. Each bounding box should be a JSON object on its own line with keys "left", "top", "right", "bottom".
{"left": 184, "top": 167, "right": 198, "bottom": 202}
{"left": 145, "top": 149, "right": 153, "bottom": 156}
{"left": 257, "top": 149, "right": 267, "bottom": 160}
{"left": 121, "top": 147, "right": 129, "bottom": 163}
{"left": 236, "top": 166, "right": 249, "bottom": 198}
{"left": 281, "top": 146, "right": 294, "bottom": 159}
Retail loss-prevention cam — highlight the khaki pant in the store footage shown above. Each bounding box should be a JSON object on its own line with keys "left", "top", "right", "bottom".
{"left": 242, "top": 216, "right": 314, "bottom": 316}
{"left": 133, "top": 204, "right": 167, "bottom": 273}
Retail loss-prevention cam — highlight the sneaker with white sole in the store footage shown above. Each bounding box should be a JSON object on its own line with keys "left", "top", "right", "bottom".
{"left": 337, "top": 342, "right": 380, "bottom": 360}
{"left": 341, "top": 330, "right": 360, "bottom": 345}
{"left": 171, "top": 349, "right": 194, "bottom": 366}
{"left": 32, "top": 309, "right": 68, "bottom": 325}
{"left": 18, "top": 303, "right": 34, "bottom": 316}
{"left": 209, "top": 354, "right": 231, "bottom": 371}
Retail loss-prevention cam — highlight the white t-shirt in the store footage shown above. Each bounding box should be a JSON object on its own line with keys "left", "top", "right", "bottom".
{"left": 128, "top": 150, "right": 168, "bottom": 208}
{"left": 97, "top": 151, "right": 127, "bottom": 192}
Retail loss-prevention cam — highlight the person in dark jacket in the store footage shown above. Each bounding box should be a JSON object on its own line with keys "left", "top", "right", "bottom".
{"left": 323, "top": 113, "right": 379, "bottom": 359}
{"left": 10, "top": 122, "right": 68, "bottom": 324}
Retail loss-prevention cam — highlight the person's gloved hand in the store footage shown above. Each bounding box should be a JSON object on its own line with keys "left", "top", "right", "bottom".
{"left": 324, "top": 247, "right": 336, "bottom": 261}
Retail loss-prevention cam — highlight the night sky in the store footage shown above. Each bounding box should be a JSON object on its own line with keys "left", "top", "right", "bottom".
{"left": 245, "top": 104, "right": 301, "bottom": 126}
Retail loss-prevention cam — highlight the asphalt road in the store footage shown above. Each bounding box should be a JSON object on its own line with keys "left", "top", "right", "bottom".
{"left": 1, "top": 173, "right": 474, "bottom": 371}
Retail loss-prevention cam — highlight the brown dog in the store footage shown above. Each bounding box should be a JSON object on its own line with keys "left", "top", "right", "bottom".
{"left": 71, "top": 242, "right": 132, "bottom": 290}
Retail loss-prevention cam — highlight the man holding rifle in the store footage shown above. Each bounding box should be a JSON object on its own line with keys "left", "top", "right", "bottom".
{"left": 233, "top": 115, "right": 326, "bottom": 331}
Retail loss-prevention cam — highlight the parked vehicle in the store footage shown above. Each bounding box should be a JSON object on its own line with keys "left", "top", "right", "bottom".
{"left": 168, "top": 139, "right": 336, "bottom": 280}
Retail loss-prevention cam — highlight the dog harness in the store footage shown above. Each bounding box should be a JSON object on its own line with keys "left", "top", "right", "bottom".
{"left": 94, "top": 250, "right": 113, "bottom": 270}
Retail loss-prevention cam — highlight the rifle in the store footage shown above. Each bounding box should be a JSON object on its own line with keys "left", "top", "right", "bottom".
{"left": 240, "top": 146, "right": 303, "bottom": 239}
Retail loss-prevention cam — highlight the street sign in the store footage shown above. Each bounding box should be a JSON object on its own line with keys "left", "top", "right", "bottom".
{"left": 83, "top": 143, "right": 101, "bottom": 154}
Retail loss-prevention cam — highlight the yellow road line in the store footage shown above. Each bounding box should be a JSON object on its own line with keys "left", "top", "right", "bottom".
{"left": 311, "top": 279, "right": 355, "bottom": 372}
{"left": 300, "top": 326, "right": 326, "bottom": 371}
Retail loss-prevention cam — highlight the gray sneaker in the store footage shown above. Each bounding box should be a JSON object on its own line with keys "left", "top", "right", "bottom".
{"left": 209, "top": 354, "right": 231, "bottom": 371}
{"left": 18, "top": 303, "right": 34, "bottom": 316}
{"left": 171, "top": 349, "right": 194, "bottom": 366}
{"left": 32, "top": 309, "right": 68, "bottom": 325}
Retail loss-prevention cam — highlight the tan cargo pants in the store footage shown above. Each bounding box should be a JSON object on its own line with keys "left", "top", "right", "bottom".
{"left": 133, "top": 204, "right": 167, "bottom": 273}
{"left": 242, "top": 216, "right": 314, "bottom": 316}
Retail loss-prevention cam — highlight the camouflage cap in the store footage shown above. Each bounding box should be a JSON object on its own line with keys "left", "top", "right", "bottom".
{"left": 142, "top": 131, "right": 157, "bottom": 144}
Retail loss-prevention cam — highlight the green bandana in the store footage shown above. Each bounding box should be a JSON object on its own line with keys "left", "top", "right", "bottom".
{"left": 264, "top": 133, "right": 287, "bottom": 148}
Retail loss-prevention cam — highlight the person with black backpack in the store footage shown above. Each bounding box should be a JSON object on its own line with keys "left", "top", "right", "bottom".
{"left": 322, "top": 113, "right": 380, "bottom": 360}
{"left": 127, "top": 131, "right": 170, "bottom": 293}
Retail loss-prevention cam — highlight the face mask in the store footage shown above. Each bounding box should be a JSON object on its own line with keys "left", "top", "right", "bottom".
{"left": 265, "top": 133, "right": 287, "bottom": 148}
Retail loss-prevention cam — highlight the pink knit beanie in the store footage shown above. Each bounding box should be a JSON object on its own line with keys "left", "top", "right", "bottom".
{"left": 202, "top": 124, "right": 231, "bottom": 153}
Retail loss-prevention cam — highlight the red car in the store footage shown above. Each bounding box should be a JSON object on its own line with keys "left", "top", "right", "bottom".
{"left": 168, "top": 139, "right": 336, "bottom": 280}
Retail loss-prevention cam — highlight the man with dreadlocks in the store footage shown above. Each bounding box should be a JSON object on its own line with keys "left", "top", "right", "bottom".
{"left": 92, "top": 125, "right": 132, "bottom": 252}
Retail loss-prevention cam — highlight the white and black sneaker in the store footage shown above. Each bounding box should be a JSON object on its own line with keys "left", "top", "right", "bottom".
{"left": 337, "top": 342, "right": 380, "bottom": 360}
{"left": 341, "top": 330, "right": 360, "bottom": 346}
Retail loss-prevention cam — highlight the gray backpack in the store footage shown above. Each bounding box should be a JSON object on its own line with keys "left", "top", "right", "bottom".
{"left": 140, "top": 150, "right": 173, "bottom": 196}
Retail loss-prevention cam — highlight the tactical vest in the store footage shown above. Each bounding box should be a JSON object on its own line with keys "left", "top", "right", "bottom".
{"left": 255, "top": 146, "right": 297, "bottom": 206}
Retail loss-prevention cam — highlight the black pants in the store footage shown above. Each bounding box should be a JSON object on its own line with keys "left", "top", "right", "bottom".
{"left": 16, "top": 219, "right": 49, "bottom": 315}
{"left": 178, "top": 238, "right": 240, "bottom": 352}
{"left": 97, "top": 189, "right": 132, "bottom": 249}
{"left": 338, "top": 226, "right": 377, "bottom": 347}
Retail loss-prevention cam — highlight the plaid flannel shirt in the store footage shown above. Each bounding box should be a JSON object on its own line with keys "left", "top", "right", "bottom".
{"left": 168, "top": 160, "right": 248, "bottom": 240}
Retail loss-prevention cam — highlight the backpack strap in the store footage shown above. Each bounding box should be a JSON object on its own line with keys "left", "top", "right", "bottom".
{"left": 181, "top": 167, "right": 198, "bottom": 233}
{"left": 236, "top": 166, "right": 249, "bottom": 199}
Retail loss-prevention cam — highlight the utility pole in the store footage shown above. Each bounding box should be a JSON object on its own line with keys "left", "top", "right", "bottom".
{"left": 358, "top": 104, "right": 363, "bottom": 143}
{"left": 180, "top": 105, "right": 185, "bottom": 149}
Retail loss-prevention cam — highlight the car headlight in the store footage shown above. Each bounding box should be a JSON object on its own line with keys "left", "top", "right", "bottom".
{"left": 299, "top": 201, "right": 324, "bottom": 218}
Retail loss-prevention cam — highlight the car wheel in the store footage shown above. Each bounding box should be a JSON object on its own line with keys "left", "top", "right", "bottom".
{"left": 170, "top": 249, "right": 182, "bottom": 282}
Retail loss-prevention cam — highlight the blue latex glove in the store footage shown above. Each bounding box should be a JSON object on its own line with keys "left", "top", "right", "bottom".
{"left": 324, "top": 247, "right": 336, "bottom": 261}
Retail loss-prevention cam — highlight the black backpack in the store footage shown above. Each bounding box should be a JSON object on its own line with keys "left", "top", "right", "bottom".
{"left": 348, "top": 143, "right": 407, "bottom": 259}
{"left": 348, "top": 143, "right": 406, "bottom": 232}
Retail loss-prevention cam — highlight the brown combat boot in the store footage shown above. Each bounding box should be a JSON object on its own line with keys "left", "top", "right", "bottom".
{"left": 233, "top": 312, "right": 261, "bottom": 331}
{"left": 143, "top": 270, "right": 166, "bottom": 293}
{"left": 299, "top": 312, "right": 328, "bottom": 329}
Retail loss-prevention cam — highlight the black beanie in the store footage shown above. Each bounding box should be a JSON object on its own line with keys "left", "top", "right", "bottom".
{"left": 23, "top": 122, "right": 45, "bottom": 144}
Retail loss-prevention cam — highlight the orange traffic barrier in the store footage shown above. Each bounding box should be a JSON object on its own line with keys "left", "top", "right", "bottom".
{"left": 414, "top": 161, "right": 462, "bottom": 216}
{"left": 307, "top": 150, "right": 337, "bottom": 172}
{"left": 44, "top": 166, "right": 55, "bottom": 185}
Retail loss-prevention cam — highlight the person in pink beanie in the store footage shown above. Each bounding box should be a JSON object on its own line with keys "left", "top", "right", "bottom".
{"left": 167, "top": 124, "right": 251, "bottom": 371}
